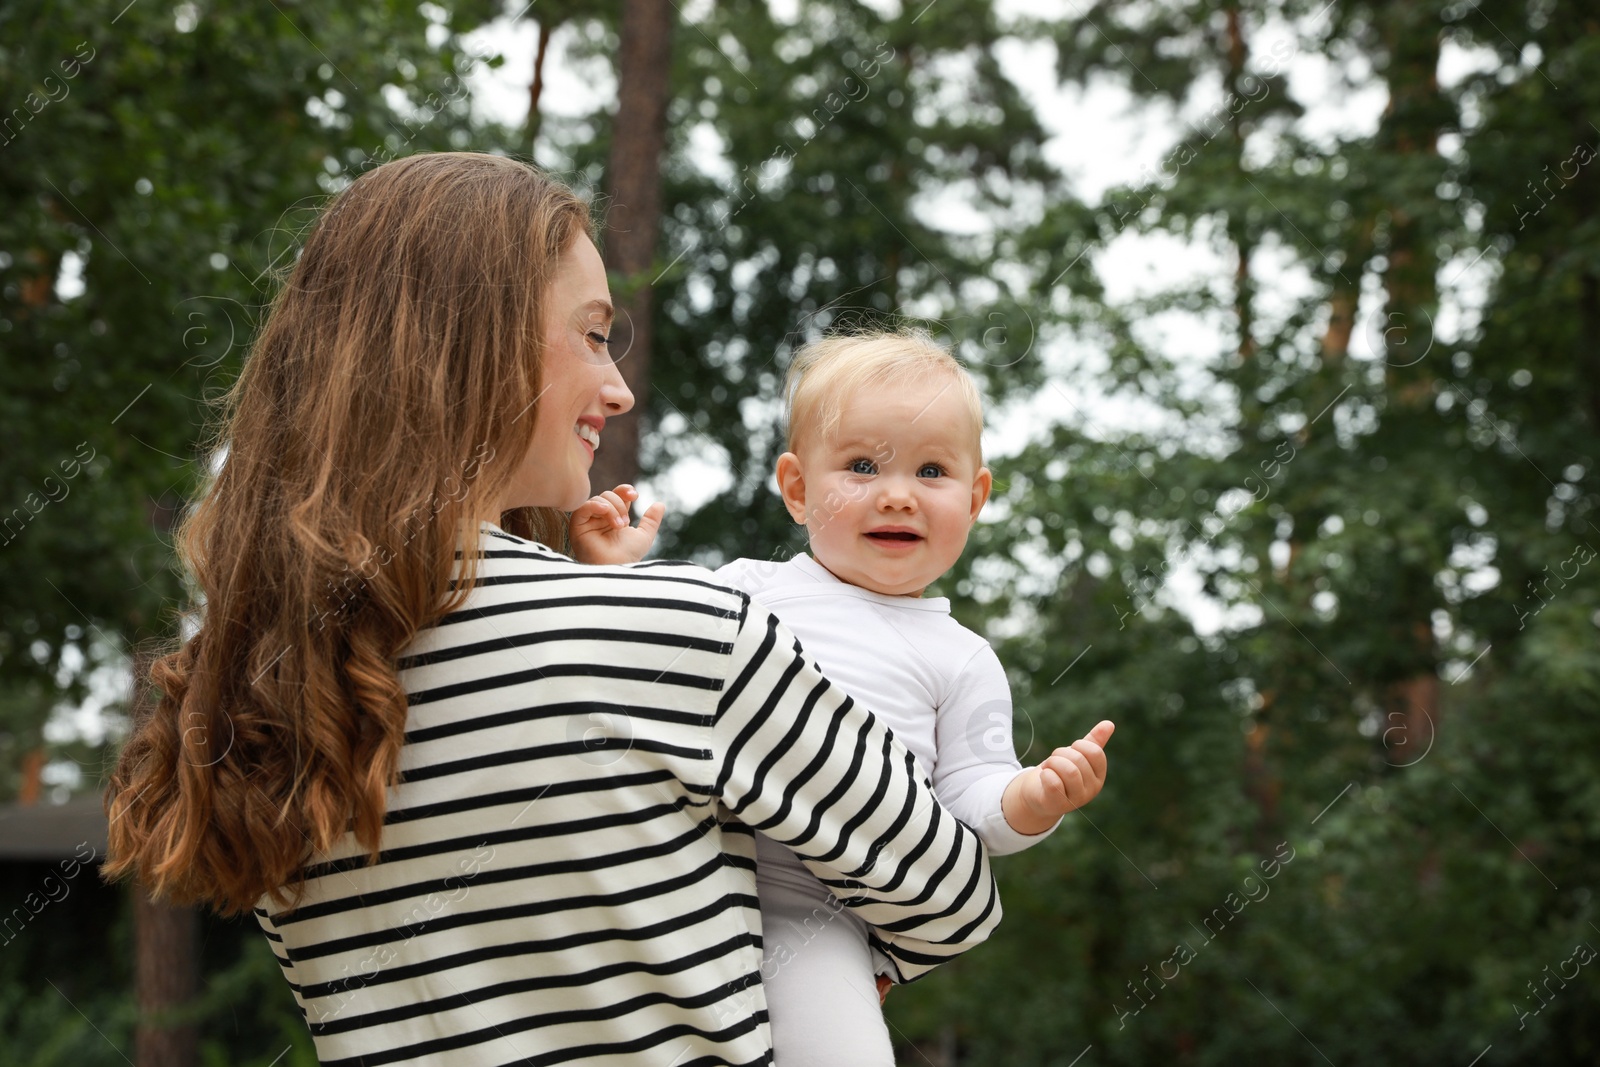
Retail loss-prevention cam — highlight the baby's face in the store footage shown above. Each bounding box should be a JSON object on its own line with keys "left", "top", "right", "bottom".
{"left": 779, "top": 377, "right": 991, "bottom": 597}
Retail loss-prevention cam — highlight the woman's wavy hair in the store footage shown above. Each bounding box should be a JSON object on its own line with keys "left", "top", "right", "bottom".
{"left": 103, "top": 153, "right": 593, "bottom": 915}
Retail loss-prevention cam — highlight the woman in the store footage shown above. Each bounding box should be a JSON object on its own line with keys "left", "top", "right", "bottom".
{"left": 104, "top": 153, "right": 998, "bottom": 1066}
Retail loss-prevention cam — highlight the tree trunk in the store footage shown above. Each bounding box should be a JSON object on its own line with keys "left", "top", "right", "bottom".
{"left": 1375, "top": 3, "right": 1445, "bottom": 752}
{"left": 1223, "top": 4, "right": 1282, "bottom": 850}
{"left": 1319, "top": 217, "right": 1374, "bottom": 363}
{"left": 1585, "top": 274, "right": 1600, "bottom": 433}
{"left": 1224, "top": 5, "right": 1257, "bottom": 366}
{"left": 590, "top": 0, "right": 675, "bottom": 496}
{"left": 134, "top": 889, "right": 198, "bottom": 1067}
{"left": 526, "top": 19, "right": 553, "bottom": 153}
{"left": 17, "top": 748, "right": 45, "bottom": 805}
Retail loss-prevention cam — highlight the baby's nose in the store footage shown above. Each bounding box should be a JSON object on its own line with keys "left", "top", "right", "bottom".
{"left": 877, "top": 481, "right": 917, "bottom": 509}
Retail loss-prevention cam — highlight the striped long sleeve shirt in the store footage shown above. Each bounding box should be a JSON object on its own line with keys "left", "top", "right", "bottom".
{"left": 255, "top": 526, "right": 1000, "bottom": 1066}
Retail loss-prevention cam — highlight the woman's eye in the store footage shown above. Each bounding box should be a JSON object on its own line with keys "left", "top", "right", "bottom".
{"left": 586, "top": 330, "right": 611, "bottom": 349}
{"left": 848, "top": 458, "right": 877, "bottom": 475}
{"left": 918, "top": 464, "right": 945, "bottom": 478}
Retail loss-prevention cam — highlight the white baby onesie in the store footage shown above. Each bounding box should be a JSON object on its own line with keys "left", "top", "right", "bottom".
{"left": 714, "top": 554, "right": 1057, "bottom": 1066}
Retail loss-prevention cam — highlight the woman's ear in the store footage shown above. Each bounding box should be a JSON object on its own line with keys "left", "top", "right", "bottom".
{"left": 970, "top": 466, "right": 993, "bottom": 523}
{"left": 775, "top": 452, "right": 809, "bottom": 525}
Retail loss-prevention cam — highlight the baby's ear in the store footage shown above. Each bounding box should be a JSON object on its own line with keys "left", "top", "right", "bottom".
{"left": 970, "top": 466, "right": 993, "bottom": 522}
{"left": 775, "top": 452, "right": 810, "bottom": 525}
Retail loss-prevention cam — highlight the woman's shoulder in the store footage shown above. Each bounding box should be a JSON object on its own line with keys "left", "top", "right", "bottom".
{"left": 410, "top": 532, "right": 754, "bottom": 671}
{"left": 471, "top": 527, "right": 750, "bottom": 608}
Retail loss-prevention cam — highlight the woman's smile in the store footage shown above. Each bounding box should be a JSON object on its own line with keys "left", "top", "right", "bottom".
{"left": 576, "top": 416, "right": 604, "bottom": 460}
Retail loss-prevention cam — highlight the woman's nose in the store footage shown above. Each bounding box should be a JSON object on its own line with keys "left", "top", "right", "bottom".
{"left": 600, "top": 357, "right": 634, "bottom": 415}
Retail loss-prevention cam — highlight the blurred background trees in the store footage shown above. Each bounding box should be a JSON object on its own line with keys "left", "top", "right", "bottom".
{"left": 1, "top": 0, "right": 1596, "bottom": 1063}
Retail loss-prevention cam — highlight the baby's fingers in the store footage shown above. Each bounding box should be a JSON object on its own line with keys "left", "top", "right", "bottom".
{"left": 636, "top": 501, "right": 666, "bottom": 540}
{"left": 570, "top": 496, "right": 613, "bottom": 528}
{"left": 1069, "top": 737, "right": 1109, "bottom": 783}
{"left": 596, "top": 490, "right": 632, "bottom": 526}
{"left": 1042, "top": 754, "right": 1085, "bottom": 799}
{"left": 1034, "top": 766, "right": 1064, "bottom": 807}
{"left": 1043, "top": 751, "right": 1094, "bottom": 799}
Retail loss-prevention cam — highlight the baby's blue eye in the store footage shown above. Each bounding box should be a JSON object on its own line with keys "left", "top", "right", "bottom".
{"left": 849, "top": 458, "right": 877, "bottom": 475}
{"left": 918, "top": 464, "right": 945, "bottom": 478}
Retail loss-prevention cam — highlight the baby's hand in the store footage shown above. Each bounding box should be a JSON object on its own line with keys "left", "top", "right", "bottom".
{"left": 569, "top": 485, "right": 666, "bottom": 565}
{"left": 1003, "top": 720, "right": 1114, "bottom": 834}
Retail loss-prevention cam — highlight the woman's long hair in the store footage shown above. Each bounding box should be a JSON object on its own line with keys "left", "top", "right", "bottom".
{"left": 103, "top": 153, "right": 592, "bottom": 915}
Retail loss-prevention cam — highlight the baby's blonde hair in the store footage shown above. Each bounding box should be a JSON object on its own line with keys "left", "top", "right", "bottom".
{"left": 784, "top": 329, "right": 984, "bottom": 458}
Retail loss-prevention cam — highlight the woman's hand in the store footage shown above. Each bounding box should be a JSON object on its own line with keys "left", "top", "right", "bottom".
{"left": 569, "top": 485, "right": 666, "bottom": 565}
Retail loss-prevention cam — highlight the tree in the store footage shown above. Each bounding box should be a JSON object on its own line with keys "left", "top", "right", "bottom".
{"left": 900, "top": 0, "right": 1600, "bottom": 1061}
{"left": 591, "top": 0, "right": 675, "bottom": 493}
{"left": 537, "top": 0, "right": 1060, "bottom": 563}
{"left": 0, "top": 0, "right": 505, "bottom": 780}
{"left": 5, "top": 0, "right": 1597, "bottom": 1062}
{"left": 1, "top": 3, "right": 505, "bottom": 1062}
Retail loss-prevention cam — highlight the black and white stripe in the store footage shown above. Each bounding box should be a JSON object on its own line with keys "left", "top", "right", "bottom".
{"left": 257, "top": 527, "right": 999, "bottom": 1066}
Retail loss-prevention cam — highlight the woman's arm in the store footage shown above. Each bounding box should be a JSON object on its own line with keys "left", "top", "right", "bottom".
{"left": 711, "top": 600, "right": 1001, "bottom": 983}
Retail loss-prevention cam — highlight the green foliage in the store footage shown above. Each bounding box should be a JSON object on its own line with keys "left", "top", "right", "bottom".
{"left": 3, "top": 0, "right": 1598, "bottom": 1063}
{"left": 0, "top": 1, "right": 514, "bottom": 1060}
{"left": 0, "top": 0, "right": 505, "bottom": 725}
{"left": 550, "top": 0, "right": 1065, "bottom": 563}
{"left": 876, "top": 0, "right": 1600, "bottom": 1063}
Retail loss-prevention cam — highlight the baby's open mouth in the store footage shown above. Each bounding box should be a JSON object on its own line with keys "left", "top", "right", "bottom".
{"left": 866, "top": 531, "right": 921, "bottom": 541}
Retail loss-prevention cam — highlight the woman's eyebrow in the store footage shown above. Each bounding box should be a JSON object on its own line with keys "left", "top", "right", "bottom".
{"left": 579, "top": 299, "right": 615, "bottom": 324}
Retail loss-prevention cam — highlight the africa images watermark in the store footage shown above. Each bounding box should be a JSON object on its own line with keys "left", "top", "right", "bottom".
{"left": 0, "top": 40, "right": 96, "bottom": 149}
{"left": 1064, "top": 33, "right": 1295, "bottom": 259}
{"left": 305, "top": 842, "right": 497, "bottom": 1026}
{"left": 0, "top": 842, "right": 98, "bottom": 948}
{"left": 715, "top": 42, "right": 896, "bottom": 233}
{"left": 310, "top": 440, "right": 499, "bottom": 632}
{"left": 1111, "top": 432, "right": 1306, "bottom": 630}
{"left": 708, "top": 835, "right": 907, "bottom": 1030}
{"left": 1513, "top": 939, "right": 1596, "bottom": 1031}
{"left": 1, "top": 442, "right": 98, "bottom": 549}
{"left": 1513, "top": 132, "right": 1598, "bottom": 231}
{"left": 655, "top": 40, "right": 897, "bottom": 285}
{"left": 1111, "top": 840, "right": 1297, "bottom": 1028}
{"left": 176, "top": 439, "right": 502, "bottom": 772}
{"left": 1513, "top": 540, "right": 1593, "bottom": 630}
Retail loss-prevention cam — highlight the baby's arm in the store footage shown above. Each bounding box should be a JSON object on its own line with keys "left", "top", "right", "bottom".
{"left": 934, "top": 644, "right": 1114, "bottom": 851}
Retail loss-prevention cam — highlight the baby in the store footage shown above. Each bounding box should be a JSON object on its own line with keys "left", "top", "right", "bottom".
{"left": 569, "top": 330, "right": 1114, "bottom": 1066}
